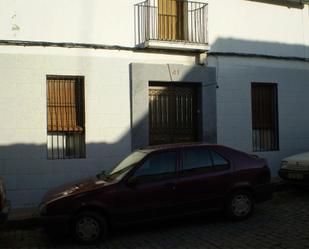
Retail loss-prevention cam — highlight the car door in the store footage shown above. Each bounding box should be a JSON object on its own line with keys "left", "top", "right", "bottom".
{"left": 113, "top": 150, "right": 179, "bottom": 223}
{"left": 174, "top": 147, "right": 232, "bottom": 212}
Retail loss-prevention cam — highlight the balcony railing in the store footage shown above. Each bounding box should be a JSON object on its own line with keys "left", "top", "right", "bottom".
{"left": 135, "top": 0, "right": 208, "bottom": 50}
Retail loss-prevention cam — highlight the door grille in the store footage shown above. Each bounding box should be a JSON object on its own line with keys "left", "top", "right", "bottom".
{"left": 149, "top": 84, "right": 198, "bottom": 145}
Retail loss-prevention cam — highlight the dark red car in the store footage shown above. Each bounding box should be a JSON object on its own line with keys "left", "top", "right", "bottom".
{"left": 39, "top": 143, "right": 273, "bottom": 244}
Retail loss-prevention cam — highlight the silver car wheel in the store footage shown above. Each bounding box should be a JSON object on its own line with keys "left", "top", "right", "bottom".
{"left": 231, "top": 194, "right": 252, "bottom": 217}
{"left": 76, "top": 216, "right": 100, "bottom": 242}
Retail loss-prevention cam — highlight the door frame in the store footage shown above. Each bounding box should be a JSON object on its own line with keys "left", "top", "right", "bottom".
{"left": 130, "top": 63, "right": 217, "bottom": 150}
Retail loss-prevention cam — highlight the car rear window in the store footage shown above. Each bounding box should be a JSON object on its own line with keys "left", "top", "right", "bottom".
{"left": 182, "top": 148, "right": 213, "bottom": 174}
{"left": 210, "top": 150, "right": 229, "bottom": 170}
{"left": 181, "top": 147, "right": 230, "bottom": 175}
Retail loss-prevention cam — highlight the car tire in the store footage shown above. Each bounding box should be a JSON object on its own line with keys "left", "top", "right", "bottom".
{"left": 71, "top": 211, "right": 108, "bottom": 244}
{"left": 225, "top": 190, "right": 254, "bottom": 221}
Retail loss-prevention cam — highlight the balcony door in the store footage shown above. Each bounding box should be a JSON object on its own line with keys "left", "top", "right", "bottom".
{"left": 158, "top": 0, "right": 185, "bottom": 41}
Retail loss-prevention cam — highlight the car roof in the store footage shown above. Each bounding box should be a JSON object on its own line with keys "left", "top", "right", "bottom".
{"left": 138, "top": 142, "right": 217, "bottom": 153}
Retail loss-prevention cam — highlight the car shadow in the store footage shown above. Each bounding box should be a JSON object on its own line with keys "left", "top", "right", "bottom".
{"left": 43, "top": 211, "right": 226, "bottom": 246}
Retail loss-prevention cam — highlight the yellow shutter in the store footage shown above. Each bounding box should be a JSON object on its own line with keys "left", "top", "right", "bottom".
{"left": 158, "top": 0, "right": 184, "bottom": 40}
{"left": 47, "top": 78, "right": 83, "bottom": 132}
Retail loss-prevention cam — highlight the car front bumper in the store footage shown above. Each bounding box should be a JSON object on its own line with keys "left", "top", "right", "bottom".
{"left": 0, "top": 200, "right": 11, "bottom": 225}
{"left": 278, "top": 169, "right": 309, "bottom": 184}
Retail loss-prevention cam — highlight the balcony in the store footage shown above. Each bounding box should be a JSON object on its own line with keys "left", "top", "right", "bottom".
{"left": 135, "top": 0, "right": 209, "bottom": 51}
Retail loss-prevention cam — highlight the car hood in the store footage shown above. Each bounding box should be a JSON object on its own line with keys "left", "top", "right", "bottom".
{"left": 42, "top": 177, "right": 112, "bottom": 204}
{"left": 283, "top": 151, "right": 309, "bottom": 163}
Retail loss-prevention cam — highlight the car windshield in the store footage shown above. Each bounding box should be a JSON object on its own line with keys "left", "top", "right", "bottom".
{"left": 98, "top": 151, "right": 147, "bottom": 182}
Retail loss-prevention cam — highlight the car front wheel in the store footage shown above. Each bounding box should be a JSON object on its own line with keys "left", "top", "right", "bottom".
{"left": 71, "top": 211, "right": 107, "bottom": 244}
{"left": 226, "top": 191, "right": 254, "bottom": 221}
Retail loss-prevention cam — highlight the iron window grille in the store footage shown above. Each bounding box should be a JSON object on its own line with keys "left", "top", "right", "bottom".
{"left": 251, "top": 83, "right": 279, "bottom": 152}
{"left": 47, "top": 76, "right": 85, "bottom": 159}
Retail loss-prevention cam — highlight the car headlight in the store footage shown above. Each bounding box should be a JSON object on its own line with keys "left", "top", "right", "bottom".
{"left": 61, "top": 186, "right": 79, "bottom": 196}
{"left": 281, "top": 161, "right": 288, "bottom": 169}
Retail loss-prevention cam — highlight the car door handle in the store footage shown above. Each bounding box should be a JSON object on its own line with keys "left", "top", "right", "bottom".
{"left": 164, "top": 183, "right": 176, "bottom": 190}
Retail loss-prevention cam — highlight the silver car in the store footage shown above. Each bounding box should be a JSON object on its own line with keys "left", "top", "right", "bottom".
{"left": 279, "top": 152, "right": 309, "bottom": 184}
{"left": 0, "top": 178, "right": 10, "bottom": 226}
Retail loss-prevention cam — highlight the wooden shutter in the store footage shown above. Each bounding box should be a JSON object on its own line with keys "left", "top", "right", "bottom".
{"left": 251, "top": 84, "right": 277, "bottom": 129}
{"left": 47, "top": 77, "right": 84, "bottom": 132}
{"left": 251, "top": 83, "right": 279, "bottom": 151}
{"left": 158, "top": 0, "right": 184, "bottom": 40}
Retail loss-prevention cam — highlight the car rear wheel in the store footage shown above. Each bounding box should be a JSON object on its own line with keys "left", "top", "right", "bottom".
{"left": 226, "top": 191, "right": 254, "bottom": 221}
{"left": 71, "top": 211, "right": 107, "bottom": 244}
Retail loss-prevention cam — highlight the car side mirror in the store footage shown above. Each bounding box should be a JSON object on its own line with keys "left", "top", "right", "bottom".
{"left": 127, "top": 176, "right": 139, "bottom": 187}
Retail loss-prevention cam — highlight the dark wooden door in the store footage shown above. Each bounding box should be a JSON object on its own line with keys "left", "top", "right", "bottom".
{"left": 149, "top": 83, "right": 198, "bottom": 145}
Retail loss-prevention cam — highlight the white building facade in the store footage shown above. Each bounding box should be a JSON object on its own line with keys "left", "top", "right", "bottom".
{"left": 0, "top": 0, "right": 309, "bottom": 208}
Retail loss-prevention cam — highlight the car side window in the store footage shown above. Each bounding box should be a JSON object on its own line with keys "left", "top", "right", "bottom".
{"left": 182, "top": 148, "right": 213, "bottom": 175}
{"left": 132, "top": 151, "right": 177, "bottom": 183}
{"left": 210, "top": 150, "right": 230, "bottom": 171}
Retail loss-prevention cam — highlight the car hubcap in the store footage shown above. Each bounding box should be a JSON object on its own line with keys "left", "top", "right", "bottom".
{"left": 76, "top": 217, "right": 100, "bottom": 241}
{"left": 231, "top": 194, "right": 251, "bottom": 217}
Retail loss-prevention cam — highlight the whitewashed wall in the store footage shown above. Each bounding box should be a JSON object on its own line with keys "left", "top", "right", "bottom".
{"left": 1, "top": 0, "right": 309, "bottom": 207}
{"left": 0, "top": 46, "right": 195, "bottom": 208}
{"left": 0, "top": 0, "right": 308, "bottom": 57}
{"left": 208, "top": 55, "right": 309, "bottom": 175}
{"left": 207, "top": 0, "right": 309, "bottom": 58}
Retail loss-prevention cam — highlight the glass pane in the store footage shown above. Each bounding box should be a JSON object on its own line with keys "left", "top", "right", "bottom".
{"left": 210, "top": 150, "right": 228, "bottom": 167}
{"left": 110, "top": 151, "right": 147, "bottom": 175}
{"left": 134, "top": 151, "right": 176, "bottom": 181}
{"left": 182, "top": 148, "right": 212, "bottom": 173}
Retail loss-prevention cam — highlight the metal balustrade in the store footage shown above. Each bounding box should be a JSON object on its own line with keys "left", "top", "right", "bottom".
{"left": 135, "top": 0, "right": 208, "bottom": 47}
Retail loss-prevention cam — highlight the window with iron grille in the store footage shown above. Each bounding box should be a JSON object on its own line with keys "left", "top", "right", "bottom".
{"left": 47, "top": 76, "right": 85, "bottom": 159}
{"left": 251, "top": 83, "right": 279, "bottom": 152}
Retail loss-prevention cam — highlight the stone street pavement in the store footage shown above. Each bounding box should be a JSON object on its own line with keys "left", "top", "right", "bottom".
{"left": 1, "top": 188, "right": 309, "bottom": 249}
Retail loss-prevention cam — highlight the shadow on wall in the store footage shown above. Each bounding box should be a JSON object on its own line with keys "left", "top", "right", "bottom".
{"left": 0, "top": 60, "right": 218, "bottom": 209}
{"left": 2, "top": 36, "right": 309, "bottom": 208}
{"left": 0, "top": 138, "right": 133, "bottom": 208}
{"left": 210, "top": 38, "right": 309, "bottom": 59}
{"left": 208, "top": 37, "right": 309, "bottom": 175}
{"left": 246, "top": 0, "right": 305, "bottom": 9}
